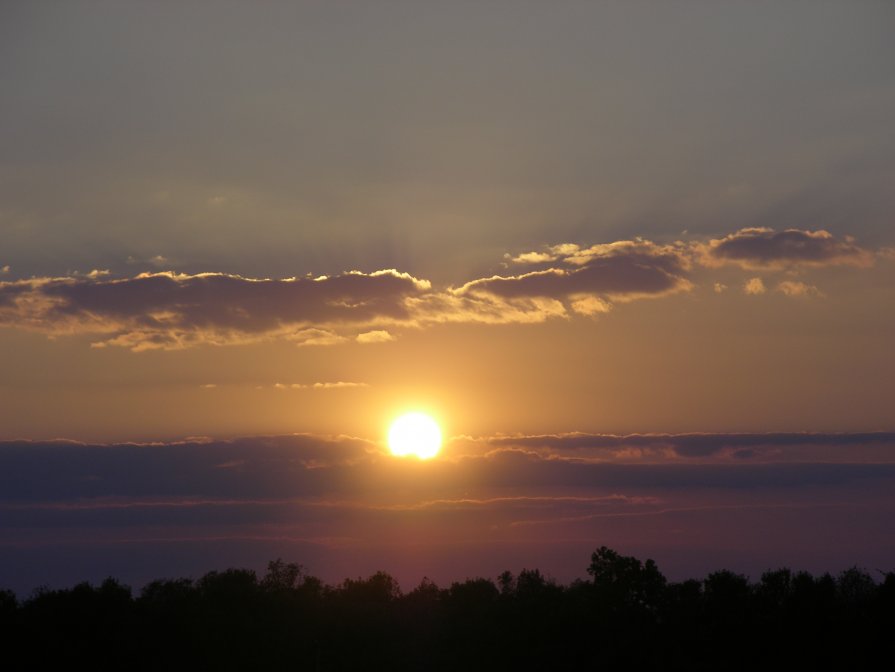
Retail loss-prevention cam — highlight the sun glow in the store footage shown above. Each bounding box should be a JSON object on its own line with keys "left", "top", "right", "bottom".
{"left": 388, "top": 412, "right": 442, "bottom": 459}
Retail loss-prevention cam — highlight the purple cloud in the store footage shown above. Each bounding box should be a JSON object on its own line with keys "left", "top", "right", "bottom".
{"left": 3, "top": 432, "right": 895, "bottom": 594}
{"left": 702, "top": 228, "right": 873, "bottom": 270}
{"left": 458, "top": 240, "right": 693, "bottom": 314}
{"left": 487, "top": 431, "right": 895, "bottom": 458}
{"left": 0, "top": 229, "right": 885, "bottom": 350}
{"left": 0, "top": 270, "right": 429, "bottom": 350}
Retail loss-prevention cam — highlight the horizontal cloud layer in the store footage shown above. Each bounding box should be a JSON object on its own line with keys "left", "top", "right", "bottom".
{"left": 0, "top": 229, "right": 884, "bottom": 349}
{"left": 3, "top": 431, "right": 894, "bottom": 504}
{"left": 487, "top": 431, "right": 895, "bottom": 459}
{"left": 0, "top": 270, "right": 428, "bottom": 350}
{"left": 3, "top": 431, "right": 895, "bottom": 593}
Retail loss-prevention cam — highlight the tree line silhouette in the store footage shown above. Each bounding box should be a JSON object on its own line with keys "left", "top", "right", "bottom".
{"left": 2, "top": 547, "right": 893, "bottom": 670}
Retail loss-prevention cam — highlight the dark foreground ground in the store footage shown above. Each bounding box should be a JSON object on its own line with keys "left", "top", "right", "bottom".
{"left": 2, "top": 547, "right": 893, "bottom": 670}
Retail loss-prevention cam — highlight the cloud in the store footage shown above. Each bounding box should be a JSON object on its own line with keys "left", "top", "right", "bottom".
{"left": 127, "top": 255, "right": 171, "bottom": 268}
{"left": 1, "top": 265, "right": 9, "bottom": 275}
{"left": 569, "top": 295, "right": 612, "bottom": 316}
{"left": 0, "top": 434, "right": 385, "bottom": 502}
{"left": 742, "top": 278, "right": 822, "bottom": 298}
{"left": 2, "top": 432, "right": 894, "bottom": 508}
{"left": 0, "top": 230, "right": 883, "bottom": 351}
{"left": 776, "top": 280, "right": 822, "bottom": 298}
{"left": 743, "top": 277, "right": 766, "bottom": 295}
{"left": 356, "top": 330, "right": 395, "bottom": 344}
{"left": 289, "top": 329, "right": 348, "bottom": 347}
{"left": 1, "top": 265, "right": 584, "bottom": 349}
{"left": 508, "top": 251, "right": 557, "bottom": 264}
{"left": 406, "top": 292, "right": 568, "bottom": 326}
{"left": 291, "top": 382, "right": 370, "bottom": 390}
{"left": 486, "top": 431, "right": 895, "bottom": 459}
{"left": 458, "top": 240, "right": 693, "bottom": 309}
{"left": 3, "top": 432, "right": 895, "bottom": 593}
{"left": 701, "top": 228, "right": 873, "bottom": 270}
{"left": 0, "top": 270, "right": 429, "bottom": 351}
{"left": 269, "top": 382, "right": 370, "bottom": 390}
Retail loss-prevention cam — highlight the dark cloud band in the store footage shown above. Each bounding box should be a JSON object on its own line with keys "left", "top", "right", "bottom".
{"left": 2, "top": 432, "right": 894, "bottom": 505}
{"left": 488, "top": 431, "right": 895, "bottom": 457}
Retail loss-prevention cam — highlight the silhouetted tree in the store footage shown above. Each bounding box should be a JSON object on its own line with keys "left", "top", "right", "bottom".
{"left": 0, "top": 588, "right": 17, "bottom": 618}
{"left": 261, "top": 557, "right": 305, "bottom": 593}
{"left": 836, "top": 566, "right": 876, "bottom": 611}
{"left": 587, "top": 545, "right": 666, "bottom": 611}
{"left": 4, "top": 548, "right": 894, "bottom": 671}
{"left": 498, "top": 569, "right": 515, "bottom": 596}
{"left": 585, "top": 547, "right": 668, "bottom": 668}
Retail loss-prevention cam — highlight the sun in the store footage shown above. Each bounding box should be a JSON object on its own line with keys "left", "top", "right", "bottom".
{"left": 388, "top": 412, "right": 442, "bottom": 459}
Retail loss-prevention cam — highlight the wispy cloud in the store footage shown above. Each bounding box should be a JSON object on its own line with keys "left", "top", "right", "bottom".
{"left": 290, "top": 382, "right": 371, "bottom": 390}
{"left": 127, "top": 255, "right": 172, "bottom": 268}
{"left": 777, "top": 280, "right": 823, "bottom": 298}
{"left": 486, "top": 431, "right": 895, "bottom": 459}
{"left": 356, "top": 329, "right": 395, "bottom": 344}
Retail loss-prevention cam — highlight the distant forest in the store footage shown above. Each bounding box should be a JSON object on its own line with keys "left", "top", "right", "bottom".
{"left": 3, "top": 547, "right": 893, "bottom": 670}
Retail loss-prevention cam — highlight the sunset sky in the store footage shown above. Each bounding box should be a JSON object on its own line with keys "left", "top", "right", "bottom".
{"left": 2, "top": 1, "right": 895, "bottom": 594}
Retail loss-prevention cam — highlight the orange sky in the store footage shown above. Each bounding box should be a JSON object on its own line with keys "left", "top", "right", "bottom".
{"left": 1, "top": 250, "right": 893, "bottom": 441}
{"left": 1, "top": 2, "right": 894, "bottom": 593}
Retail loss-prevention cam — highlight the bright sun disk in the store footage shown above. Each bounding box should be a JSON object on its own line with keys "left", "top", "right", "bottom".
{"left": 388, "top": 412, "right": 442, "bottom": 459}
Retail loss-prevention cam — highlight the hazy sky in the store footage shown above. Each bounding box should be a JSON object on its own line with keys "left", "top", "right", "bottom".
{"left": 1, "top": 1, "right": 894, "bottom": 592}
